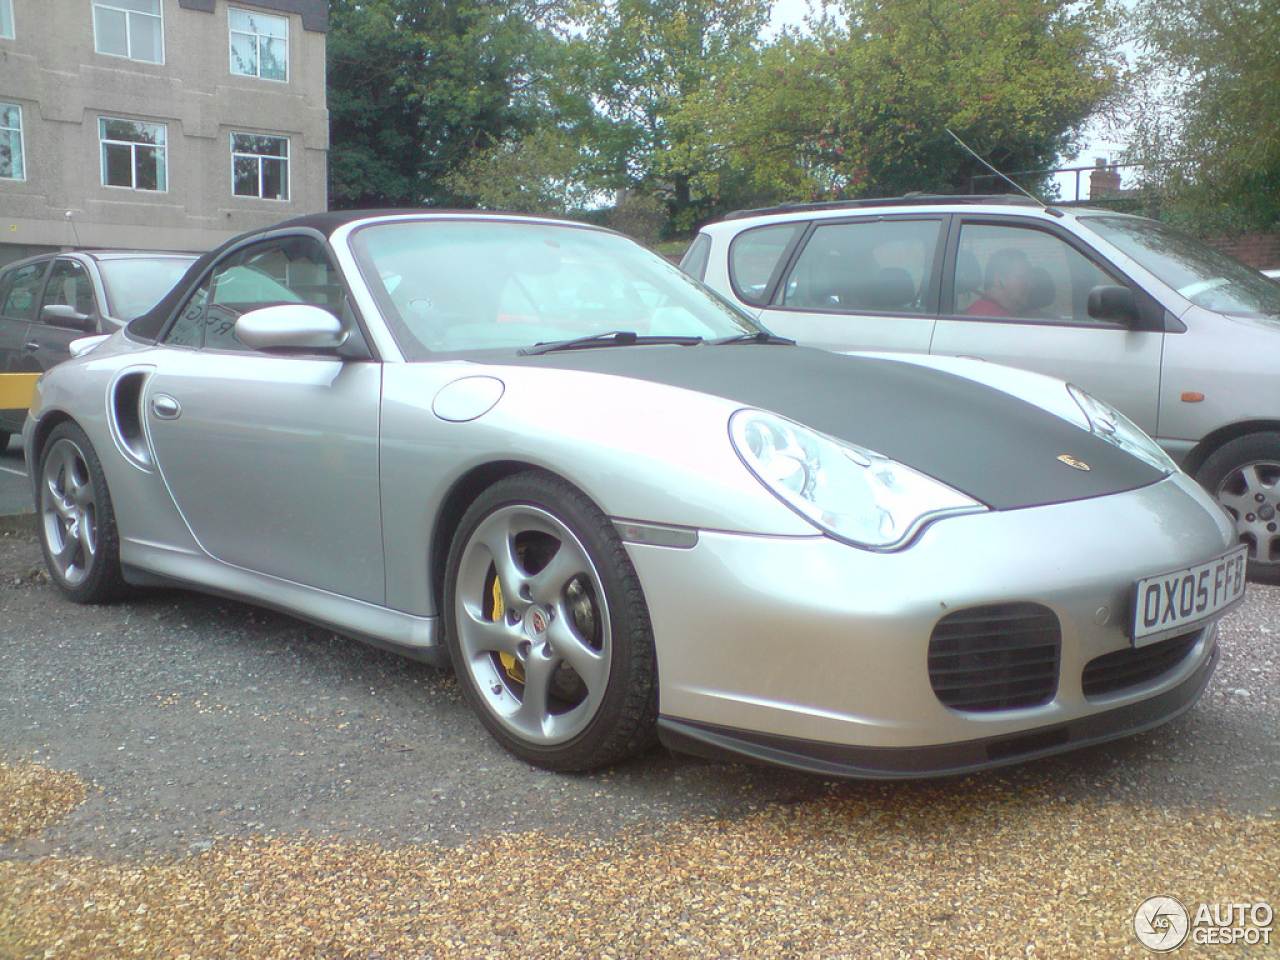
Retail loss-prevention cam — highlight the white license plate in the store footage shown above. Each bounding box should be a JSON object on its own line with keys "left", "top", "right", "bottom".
{"left": 1132, "top": 545, "right": 1248, "bottom": 645}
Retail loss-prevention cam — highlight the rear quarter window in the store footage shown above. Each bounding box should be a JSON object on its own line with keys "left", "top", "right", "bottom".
{"left": 728, "top": 223, "right": 802, "bottom": 306}
{"left": 679, "top": 234, "right": 710, "bottom": 281}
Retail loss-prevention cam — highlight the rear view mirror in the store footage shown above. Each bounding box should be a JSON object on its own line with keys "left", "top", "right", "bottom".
{"left": 235, "top": 303, "right": 349, "bottom": 352}
{"left": 1087, "top": 285, "right": 1140, "bottom": 326}
{"left": 40, "top": 303, "right": 95, "bottom": 331}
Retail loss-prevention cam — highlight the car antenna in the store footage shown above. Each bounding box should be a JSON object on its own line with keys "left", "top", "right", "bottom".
{"left": 944, "top": 129, "right": 1063, "bottom": 217}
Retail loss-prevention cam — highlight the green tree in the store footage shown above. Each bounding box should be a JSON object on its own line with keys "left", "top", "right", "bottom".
{"left": 326, "top": 0, "right": 554, "bottom": 208}
{"left": 442, "top": 128, "right": 599, "bottom": 214}
{"left": 673, "top": 0, "right": 1119, "bottom": 204}
{"left": 563, "top": 0, "right": 772, "bottom": 231}
{"left": 1127, "top": 0, "right": 1280, "bottom": 232}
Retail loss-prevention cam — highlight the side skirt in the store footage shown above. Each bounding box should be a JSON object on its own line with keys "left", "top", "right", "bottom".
{"left": 121, "top": 541, "right": 449, "bottom": 667}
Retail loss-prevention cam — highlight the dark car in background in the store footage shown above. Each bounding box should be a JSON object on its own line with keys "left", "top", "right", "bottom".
{"left": 0, "top": 250, "right": 196, "bottom": 447}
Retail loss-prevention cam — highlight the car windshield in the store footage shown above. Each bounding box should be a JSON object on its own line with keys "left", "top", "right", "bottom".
{"left": 1081, "top": 215, "right": 1280, "bottom": 319}
{"left": 98, "top": 257, "right": 197, "bottom": 322}
{"left": 349, "top": 218, "right": 761, "bottom": 357}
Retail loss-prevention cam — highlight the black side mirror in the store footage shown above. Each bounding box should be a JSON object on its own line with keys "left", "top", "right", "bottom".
{"left": 40, "top": 303, "right": 96, "bottom": 331}
{"left": 1087, "top": 285, "right": 1140, "bottom": 326}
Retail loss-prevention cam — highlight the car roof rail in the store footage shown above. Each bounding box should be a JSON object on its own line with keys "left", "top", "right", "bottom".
{"left": 720, "top": 193, "right": 1045, "bottom": 222}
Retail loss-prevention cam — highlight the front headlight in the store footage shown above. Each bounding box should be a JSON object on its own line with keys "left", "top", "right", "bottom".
{"left": 1067, "top": 384, "right": 1177, "bottom": 474}
{"left": 729, "top": 409, "right": 986, "bottom": 550}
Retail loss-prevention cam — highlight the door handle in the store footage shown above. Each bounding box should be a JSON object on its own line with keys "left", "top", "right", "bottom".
{"left": 25, "top": 341, "right": 39, "bottom": 351}
{"left": 151, "top": 394, "right": 181, "bottom": 420}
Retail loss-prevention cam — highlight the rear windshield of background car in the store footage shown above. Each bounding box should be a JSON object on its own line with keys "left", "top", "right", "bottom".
{"left": 1082, "top": 216, "right": 1280, "bottom": 319}
{"left": 728, "top": 223, "right": 802, "bottom": 306}
{"left": 99, "top": 257, "right": 197, "bottom": 322}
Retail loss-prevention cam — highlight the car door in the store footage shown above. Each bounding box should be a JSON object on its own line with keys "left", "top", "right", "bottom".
{"left": 0, "top": 259, "right": 51, "bottom": 432}
{"left": 929, "top": 218, "right": 1165, "bottom": 436}
{"left": 143, "top": 234, "right": 386, "bottom": 604}
{"left": 26, "top": 257, "right": 101, "bottom": 374}
{"left": 754, "top": 216, "right": 944, "bottom": 353}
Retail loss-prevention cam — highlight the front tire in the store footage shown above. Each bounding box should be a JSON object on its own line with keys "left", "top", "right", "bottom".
{"left": 1197, "top": 432, "right": 1280, "bottom": 584}
{"left": 444, "top": 472, "right": 658, "bottom": 772}
{"left": 37, "top": 422, "right": 127, "bottom": 603}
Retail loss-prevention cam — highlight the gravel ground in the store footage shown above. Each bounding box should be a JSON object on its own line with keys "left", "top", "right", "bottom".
{"left": 1, "top": 514, "right": 1278, "bottom": 958}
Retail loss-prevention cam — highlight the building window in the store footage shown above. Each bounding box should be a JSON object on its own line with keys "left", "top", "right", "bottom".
{"left": 100, "top": 118, "right": 167, "bottom": 191}
{"left": 232, "top": 133, "right": 289, "bottom": 200}
{"left": 1, "top": 0, "right": 15, "bottom": 39}
{"left": 229, "top": 8, "right": 288, "bottom": 82}
{"left": 0, "top": 103, "right": 23, "bottom": 180}
{"left": 93, "top": 0, "right": 163, "bottom": 64}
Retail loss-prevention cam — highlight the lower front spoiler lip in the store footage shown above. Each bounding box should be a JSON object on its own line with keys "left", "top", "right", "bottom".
{"left": 657, "top": 641, "right": 1219, "bottom": 780}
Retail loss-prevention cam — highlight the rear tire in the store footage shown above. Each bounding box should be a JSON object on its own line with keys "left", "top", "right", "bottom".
{"left": 37, "top": 422, "right": 128, "bottom": 603}
{"left": 1197, "top": 433, "right": 1280, "bottom": 584}
{"left": 444, "top": 471, "right": 658, "bottom": 772}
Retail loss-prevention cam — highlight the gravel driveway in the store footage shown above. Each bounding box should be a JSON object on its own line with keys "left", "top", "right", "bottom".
{"left": 2, "top": 515, "right": 1277, "bottom": 958}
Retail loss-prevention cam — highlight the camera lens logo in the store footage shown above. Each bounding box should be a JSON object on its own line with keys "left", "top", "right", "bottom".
{"left": 1134, "top": 896, "right": 1190, "bottom": 952}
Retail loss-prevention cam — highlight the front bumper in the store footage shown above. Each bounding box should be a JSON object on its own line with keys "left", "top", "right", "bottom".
{"left": 624, "top": 473, "right": 1236, "bottom": 775}
{"left": 658, "top": 637, "right": 1217, "bottom": 778}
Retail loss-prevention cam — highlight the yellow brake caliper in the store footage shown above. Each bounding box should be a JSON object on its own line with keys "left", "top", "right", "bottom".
{"left": 491, "top": 573, "right": 526, "bottom": 685}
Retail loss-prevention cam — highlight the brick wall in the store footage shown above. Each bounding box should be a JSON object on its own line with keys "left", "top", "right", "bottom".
{"left": 1204, "top": 232, "right": 1280, "bottom": 270}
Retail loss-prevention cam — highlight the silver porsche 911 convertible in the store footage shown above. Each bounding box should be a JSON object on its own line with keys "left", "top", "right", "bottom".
{"left": 24, "top": 211, "right": 1246, "bottom": 777}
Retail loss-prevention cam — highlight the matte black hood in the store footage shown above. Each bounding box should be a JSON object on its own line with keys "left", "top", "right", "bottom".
{"left": 501, "top": 344, "right": 1164, "bottom": 511}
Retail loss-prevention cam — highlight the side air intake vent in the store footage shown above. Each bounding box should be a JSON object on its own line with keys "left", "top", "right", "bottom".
{"left": 110, "top": 368, "right": 153, "bottom": 468}
{"left": 929, "top": 603, "right": 1061, "bottom": 712}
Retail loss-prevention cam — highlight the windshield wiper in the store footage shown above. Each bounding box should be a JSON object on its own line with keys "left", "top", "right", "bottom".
{"left": 709, "top": 331, "right": 796, "bottom": 346}
{"left": 520, "top": 330, "right": 703, "bottom": 356}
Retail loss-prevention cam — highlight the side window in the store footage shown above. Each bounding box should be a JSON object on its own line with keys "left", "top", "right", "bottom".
{"left": 728, "top": 223, "right": 801, "bottom": 306}
{"left": 953, "top": 223, "right": 1119, "bottom": 324}
{"left": 37, "top": 260, "right": 98, "bottom": 323}
{"left": 229, "top": 8, "right": 289, "bottom": 82}
{"left": 93, "top": 0, "right": 163, "bottom": 64}
{"left": 100, "top": 118, "right": 168, "bottom": 192}
{"left": 0, "top": 102, "right": 24, "bottom": 181}
{"left": 781, "top": 218, "right": 941, "bottom": 315}
{"left": 0, "top": 261, "right": 49, "bottom": 321}
{"left": 231, "top": 133, "right": 289, "bottom": 200}
{"left": 164, "top": 236, "right": 344, "bottom": 352}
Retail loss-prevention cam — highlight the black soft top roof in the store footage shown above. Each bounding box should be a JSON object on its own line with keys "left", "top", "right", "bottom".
{"left": 125, "top": 208, "right": 595, "bottom": 343}
{"left": 124, "top": 208, "right": 429, "bottom": 343}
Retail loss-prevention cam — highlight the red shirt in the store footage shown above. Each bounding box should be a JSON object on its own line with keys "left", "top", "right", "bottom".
{"left": 963, "top": 297, "right": 1011, "bottom": 318}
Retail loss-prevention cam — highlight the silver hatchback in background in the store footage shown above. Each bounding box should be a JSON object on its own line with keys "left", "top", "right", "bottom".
{"left": 684, "top": 196, "right": 1280, "bottom": 581}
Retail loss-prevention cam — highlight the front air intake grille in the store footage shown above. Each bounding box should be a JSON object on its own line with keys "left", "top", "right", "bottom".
{"left": 928, "top": 603, "right": 1061, "bottom": 712}
{"left": 1081, "top": 630, "right": 1200, "bottom": 699}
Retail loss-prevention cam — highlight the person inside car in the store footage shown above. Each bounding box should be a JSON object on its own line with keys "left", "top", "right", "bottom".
{"left": 964, "top": 248, "right": 1037, "bottom": 318}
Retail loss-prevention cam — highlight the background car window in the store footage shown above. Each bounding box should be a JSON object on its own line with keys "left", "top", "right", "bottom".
{"left": 38, "top": 259, "right": 97, "bottom": 322}
{"left": 781, "top": 218, "right": 940, "bottom": 315}
{"left": 954, "top": 223, "right": 1118, "bottom": 324}
{"left": 728, "top": 223, "right": 801, "bottom": 306}
{"left": 0, "top": 261, "right": 49, "bottom": 321}
{"left": 163, "top": 236, "right": 343, "bottom": 351}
